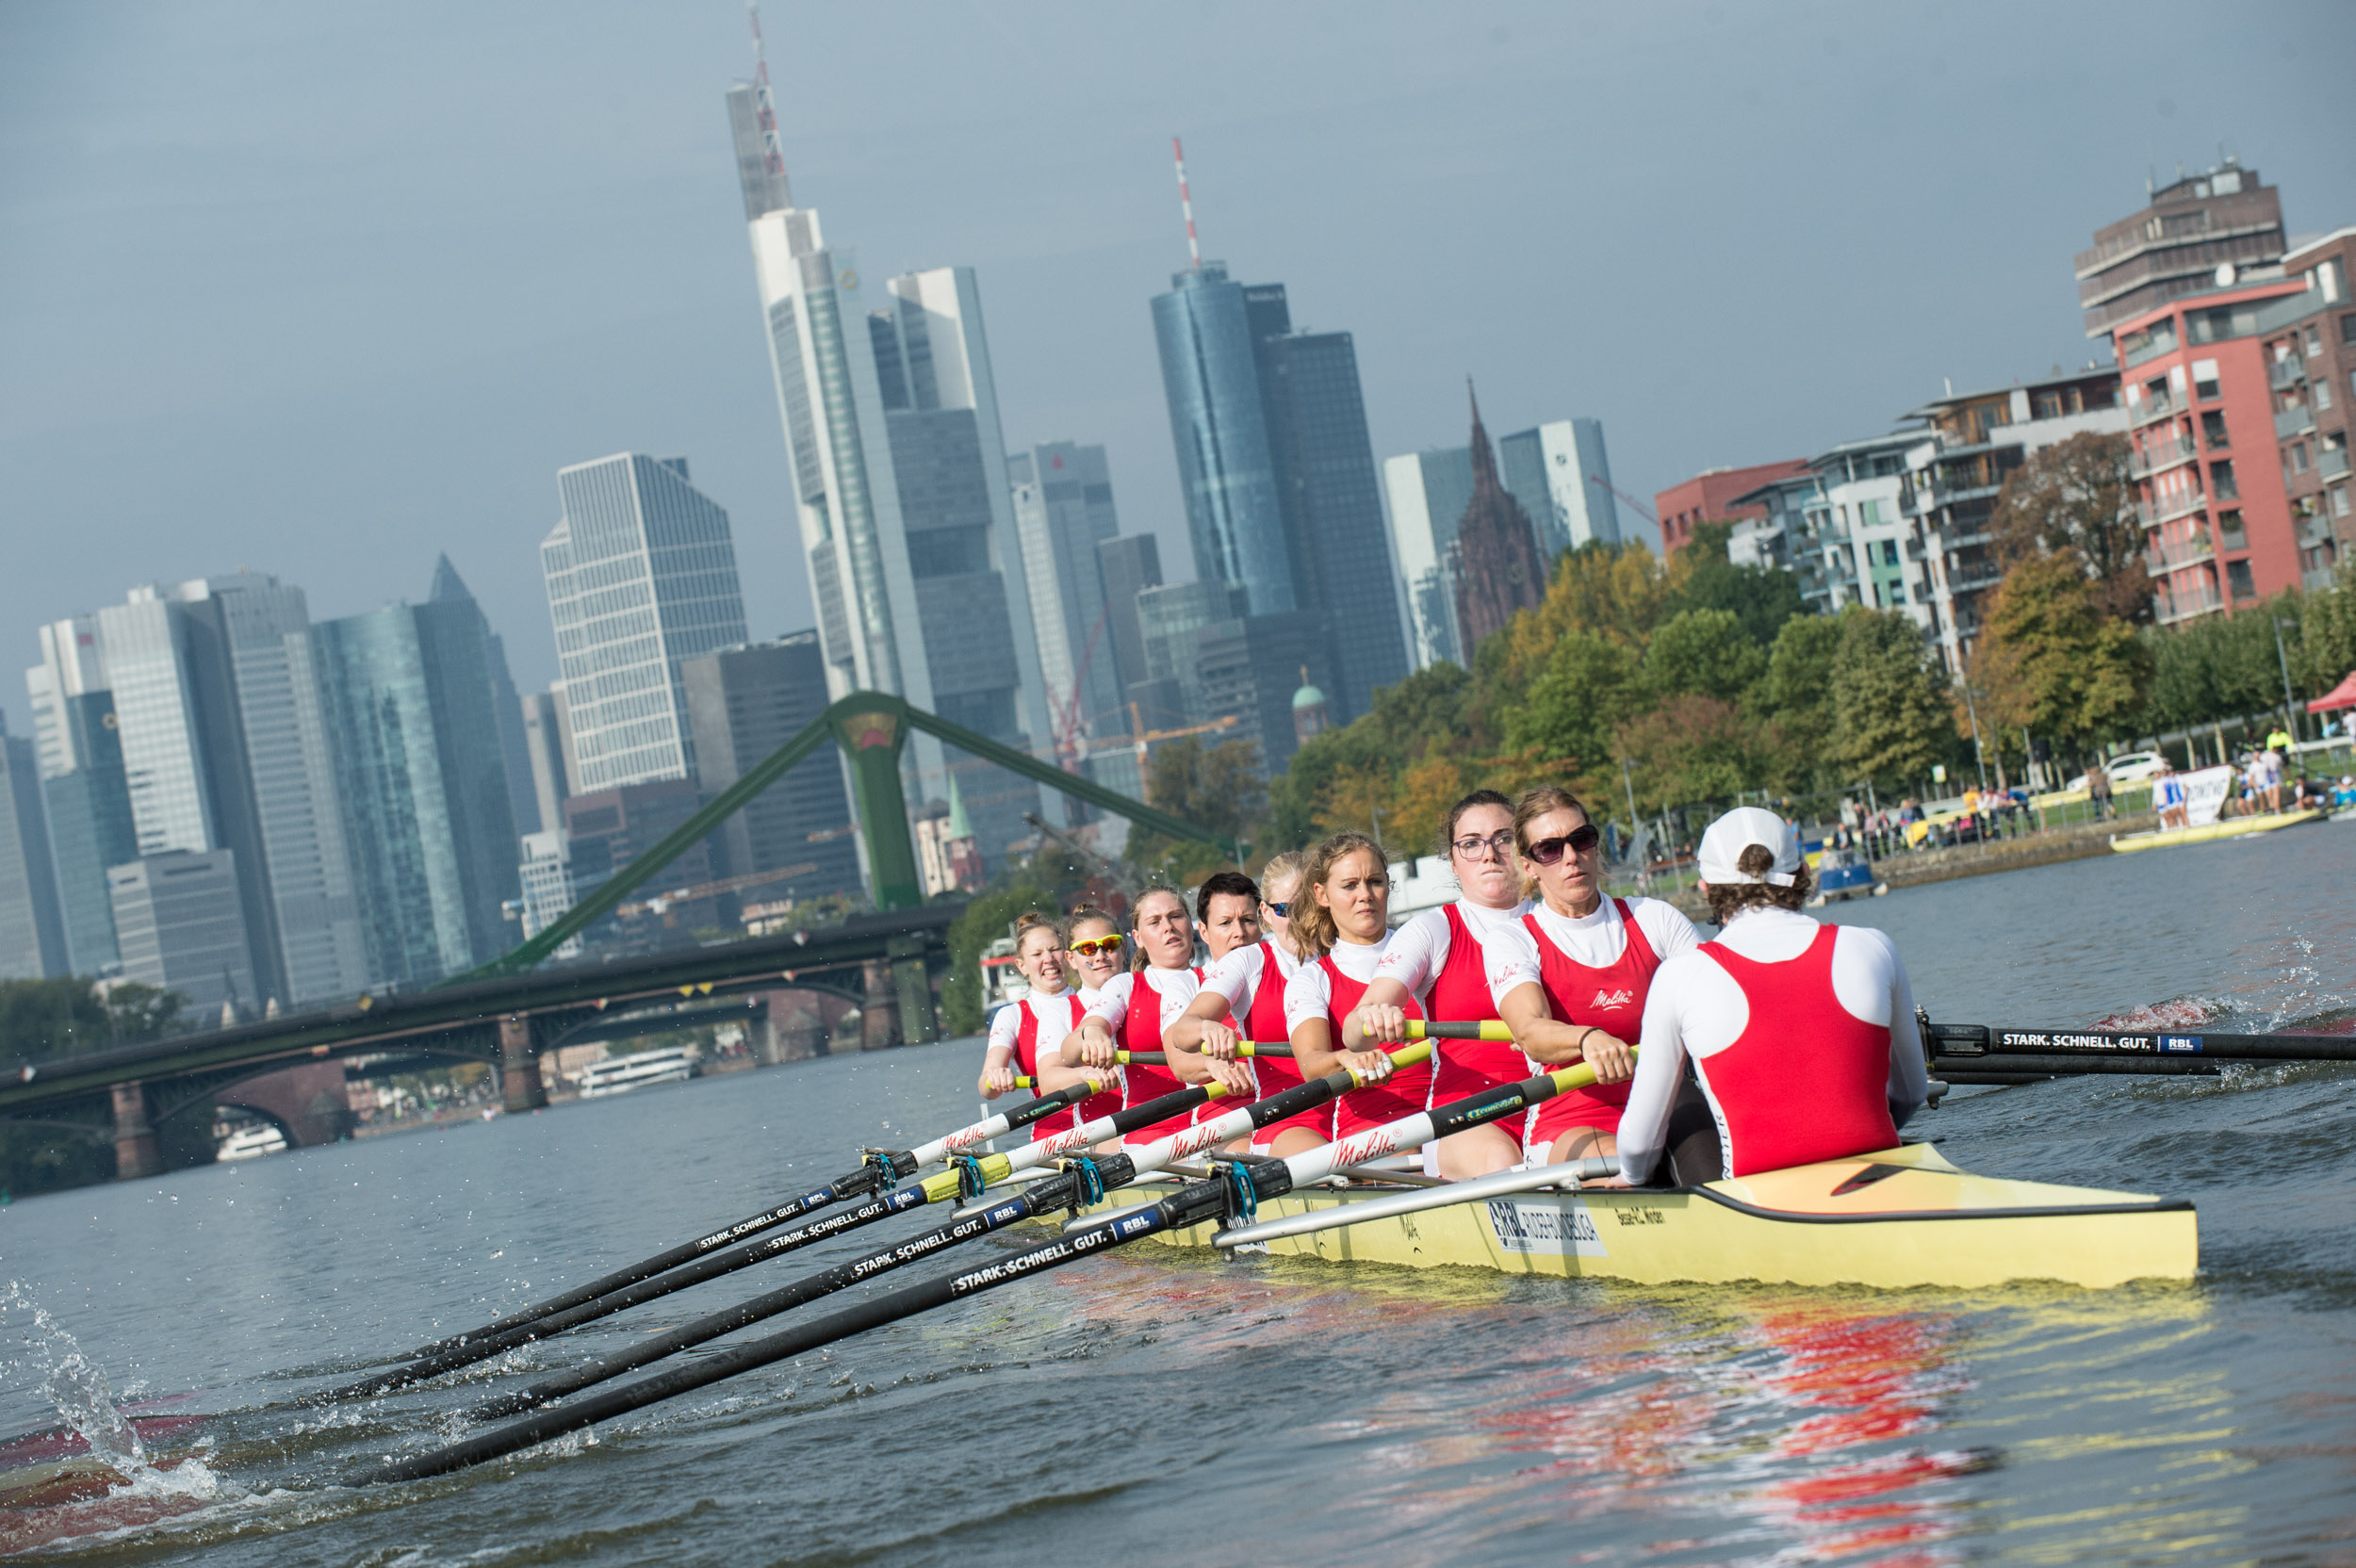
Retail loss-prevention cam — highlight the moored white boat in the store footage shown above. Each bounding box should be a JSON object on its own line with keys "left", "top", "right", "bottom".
{"left": 574, "top": 1046, "right": 695, "bottom": 1099}
{"left": 2110, "top": 808, "right": 2323, "bottom": 853}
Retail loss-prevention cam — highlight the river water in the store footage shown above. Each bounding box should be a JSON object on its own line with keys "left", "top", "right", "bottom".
{"left": 2, "top": 825, "right": 2352, "bottom": 1565}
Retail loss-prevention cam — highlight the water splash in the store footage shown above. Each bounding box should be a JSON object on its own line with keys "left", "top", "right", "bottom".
{"left": 2, "top": 1282, "right": 144, "bottom": 1468}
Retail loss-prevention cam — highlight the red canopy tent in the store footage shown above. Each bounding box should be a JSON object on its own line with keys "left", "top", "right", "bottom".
{"left": 2309, "top": 671, "right": 2356, "bottom": 713}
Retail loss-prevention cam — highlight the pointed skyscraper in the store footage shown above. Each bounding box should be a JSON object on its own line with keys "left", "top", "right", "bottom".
{"left": 427, "top": 554, "right": 541, "bottom": 840}
{"left": 1451, "top": 384, "right": 1547, "bottom": 657}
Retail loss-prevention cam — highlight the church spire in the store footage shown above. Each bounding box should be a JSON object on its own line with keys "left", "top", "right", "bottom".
{"left": 1450, "top": 377, "right": 1546, "bottom": 657}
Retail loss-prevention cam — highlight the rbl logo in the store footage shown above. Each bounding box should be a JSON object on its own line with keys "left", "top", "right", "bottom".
{"left": 1591, "top": 988, "right": 1635, "bottom": 1010}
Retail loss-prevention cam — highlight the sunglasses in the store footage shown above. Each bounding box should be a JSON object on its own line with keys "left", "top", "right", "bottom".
{"left": 1525, "top": 825, "right": 1602, "bottom": 865}
{"left": 1068, "top": 935, "right": 1124, "bottom": 957}
{"left": 1263, "top": 901, "right": 1289, "bottom": 917}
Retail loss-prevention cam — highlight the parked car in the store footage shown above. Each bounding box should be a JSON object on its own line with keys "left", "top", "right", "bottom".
{"left": 2065, "top": 750, "right": 2165, "bottom": 792}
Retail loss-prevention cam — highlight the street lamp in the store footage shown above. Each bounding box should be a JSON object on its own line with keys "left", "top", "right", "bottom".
{"left": 2274, "top": 617, "right": 2302, "bottom": 744}
{"left": 1957, "top": 682, "right": 1991, "bottom": 792}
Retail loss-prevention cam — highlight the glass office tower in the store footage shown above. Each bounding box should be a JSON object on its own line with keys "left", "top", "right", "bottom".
{"left": 1151, "top": 264, "right": 1296, "bottom": 616}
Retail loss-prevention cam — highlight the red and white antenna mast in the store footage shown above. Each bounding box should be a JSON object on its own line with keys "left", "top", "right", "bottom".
{"left": 1171, "top": 136, "right": 1202, "bottom": 270}
{"left": 747, "top": 0, "right": 792, "bottom": 207}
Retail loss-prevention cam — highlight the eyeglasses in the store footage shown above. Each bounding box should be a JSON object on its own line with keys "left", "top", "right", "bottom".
{"left": 1262, "top": 901, "right": 1289, "bottom": 917}
{"left": 1524, "top": 825, "right": 1602, "bottom": 865}
{"left": 1068, "top": 935, "right": 1124, "bottom": 957}
{"left": 1450, "top": 830, "right": 1515, "bottom": 860}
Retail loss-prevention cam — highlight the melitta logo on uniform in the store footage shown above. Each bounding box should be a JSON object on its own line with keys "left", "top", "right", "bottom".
{"left": 1591, "top": 988, "right": 1634, "bottom": 1009}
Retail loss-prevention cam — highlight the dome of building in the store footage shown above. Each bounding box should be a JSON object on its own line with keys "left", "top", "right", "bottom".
{"left": 1292, "top": 682, "right": 1327, "bottom": 710}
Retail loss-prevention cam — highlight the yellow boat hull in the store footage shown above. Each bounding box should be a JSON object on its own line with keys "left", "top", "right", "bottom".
{"left": 1093, "top": 1143, "right": 2195, "bottom": 1291}
{"left": 2110, "top": 808, "right": 2322, "bottom": 852}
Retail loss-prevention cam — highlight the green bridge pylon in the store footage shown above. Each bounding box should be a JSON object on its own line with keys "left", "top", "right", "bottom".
{"left": 471, "top": 691, "right": 1240, "bottom": 979}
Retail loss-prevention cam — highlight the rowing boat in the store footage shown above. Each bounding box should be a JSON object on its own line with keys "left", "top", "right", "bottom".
{"left": 2110, "top": 808, "right": 2323, "bottom": 853}
{"left": 1083, "top": 1140, "right": 2195, "bottom": 1290}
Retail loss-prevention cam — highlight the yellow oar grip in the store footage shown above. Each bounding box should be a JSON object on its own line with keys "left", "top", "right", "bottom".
{"left": 1347, "top": 1039, "right": 1433, "bottom": 1087}
{"left": 1545, "top": 1044, "right": 1634, "bottom": 1096}
{"left": 1405, "top": 1020, "right": 1514, "bottom": 1042}
{"left": 918, "top": 1152, "right": 1012, "bottom": 1203}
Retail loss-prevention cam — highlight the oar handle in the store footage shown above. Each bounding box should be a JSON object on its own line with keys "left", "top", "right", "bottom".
{"left": 1120, "top": 1043, "right": 1294, "bottom": 1066}
{"left": 1408, "top": 1020, "right": 1513, "bottom": 1041}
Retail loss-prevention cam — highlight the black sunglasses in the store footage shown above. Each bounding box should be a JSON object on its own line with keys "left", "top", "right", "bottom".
{"left": 1525, "top": 825, "right": 1602, "bottom": 865}
{"left": 1263, "top": 900, "right": 1289, "bottom": 917}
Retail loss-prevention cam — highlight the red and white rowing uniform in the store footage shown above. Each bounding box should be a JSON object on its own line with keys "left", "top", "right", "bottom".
{"left": 1484, "top": 897, "right": 1698, "bottom": 1149}
{"left": 1198, "top": 938, "right": 1318, "bottom": 1150}
{"left": 984, "top": 988, "right": 1093, "bottom": 1139}
{"left": 1618, "top": 906, "right": 1930, "bottom": 1184}
{"left": 1086, "top": 966, "right": 1203, "bottom": 1146}
{"left": 1374, "top": 898, "right": 1532, "bottom": 1119}
{"left": 1285, "top": 935, "right": 1432, "bottom": 1138}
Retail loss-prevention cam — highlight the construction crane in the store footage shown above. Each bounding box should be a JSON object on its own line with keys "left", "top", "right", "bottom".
{"left": 1043, "top": 600, "right": 1115, "bottom": 775}
{"left": 1123, "top": 707, "right": 1238, "bottom": 796}
{"left": 618, "top": 863, "right": 820, "bottom": 919}
{"left": 1589, "top": 473, "right": 1659, "bottom": 528}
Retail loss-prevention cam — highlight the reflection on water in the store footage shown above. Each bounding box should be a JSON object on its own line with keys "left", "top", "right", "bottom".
{"left": 0, "top": 827, "right": 2348, "bottom": 1563}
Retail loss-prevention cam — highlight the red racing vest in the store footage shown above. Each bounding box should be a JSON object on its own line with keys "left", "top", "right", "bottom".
{"left": 1522, "top": 899, "right": 1659, "bottom": 1146}
{"left": 1428, "top": 904, "right": 1524, "bottom": 1119}
{"left": 1320, "top": 955, "right": 1431, "bottom": 1137}
{"left": 1013, "top": 992, "right": 1088, "bottom": 1140}
{"left": 1690, "top": 924, "right": 1899, "bottom": 1178}
{"left": 1121, "top": 966, "right": 1200, "bottom": 1145}
{"left": 1234, "top": 941, "right": 1329, "bottom": 1144}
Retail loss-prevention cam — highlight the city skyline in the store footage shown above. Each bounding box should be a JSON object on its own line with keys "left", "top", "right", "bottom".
{"left": 8, "top": 2, "right": 2353, "bottom": 695}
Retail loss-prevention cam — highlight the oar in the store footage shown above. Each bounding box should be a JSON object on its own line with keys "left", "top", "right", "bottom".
{"left": 328, "top": 1080, "right": 1107, "bottom": 1398}
{"left": 1927, "top": 1021, "right": 2356, "bottom": 1078}
{"left": 463, "top": 1043, "right": 1432, "bottom": 1421}
{"left": 1114, "top": 1020, "right": 1509, "bottom": 1067}
{"left": 352, "top": 1037, "right": 1570, "bottom": 1487}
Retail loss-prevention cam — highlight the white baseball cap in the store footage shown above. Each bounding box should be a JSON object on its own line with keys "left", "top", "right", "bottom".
{"left": 1696, "top": 807, "right": 1801, "bottom": 888}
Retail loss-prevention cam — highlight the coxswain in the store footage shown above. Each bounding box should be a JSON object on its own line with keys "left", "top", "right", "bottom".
{"left": 1477, "top": 785, "right": 1695, "bottom": 1164}
{"left": 978, "top": 913, "right": 1099, "bottom": 1142}
{"left": 1343, "top": 791, "right": 1531, "bottom": 1178}
{"left": 1610, "top": 808, "right": 1930, "bottom": 1188}
{"left": 1065, "top": 887, "right": 1205, "bottom": 1148}
{"left": 1169, "top": 855, "right": 1320, "bottom": 1154}
{"left": 1284, "top": 832, "right": 1430, "bottom": 1145}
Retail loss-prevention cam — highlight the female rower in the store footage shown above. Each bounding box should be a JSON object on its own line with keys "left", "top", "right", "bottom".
{"left": 1481, "top": 784, "right": 1696, "bottom": 1164}
{"left": 1344, "top": 790, "right": 1530, "bottom": 1178}
{"left": 1285, "top": 833, "right": 1431, "bottom": 1145}
{"left": 978, "top": 913, "right": 1099, "bottom": 1141}
{"left": 1041, "top": 905, "right": 1127, "bottom": 1140}
{"left": 1065, "top": 886, "right": 1208, "bottom": 1147}
{"left": 1611, "top": 808, "right": 1928, "bottom": 1186}
{"left": 1169, "top": 856, "right": 1320, "bottom": 1154}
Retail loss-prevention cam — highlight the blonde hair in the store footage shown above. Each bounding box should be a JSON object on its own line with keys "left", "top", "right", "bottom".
{"left": 1293, "top": 832, "right": 1387, "bottom": 959}
{"left": 1065, "top": 904, "right": 1117, "bottom": 939}
{"left": 1259, "top": 850, "right": 1306, "bottom": 902}
{"left": 1128, "top": 885, "right": 1189, "bottom": 972}
{"left": 1511, "top": 784, "right": 1593, "bottom": 902}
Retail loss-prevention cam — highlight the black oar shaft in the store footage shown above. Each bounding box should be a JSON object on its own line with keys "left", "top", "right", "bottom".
{"left": 1932, "top": 1023, "right": 2356, "bottom": 1064}
{"left": 1932, "top": 1053, "right": 2225, "bottom": 1078}
{"left": 401, "top": 1083, "right": 1093, "bottom": 1358}
{"left": 470, "top": 1170, "right": 1090, "bottom": 1421}
{"left": 350, "top": 1181, "right": 1231, "bottom": 1487}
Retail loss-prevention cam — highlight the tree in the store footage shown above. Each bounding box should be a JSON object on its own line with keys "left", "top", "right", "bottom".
{"left": 1988, "top": 431, "right": 2150, "bottom": 624}
{"left": 1971, "top": 554, "right": 2151, "bottom": 745}
{"left": 1614, "top": 695, "right": 1788, "bottom": 813}
{"left": 0, "top": 977, "right": 181, "bottom": 1062}
{"left": 1666, "top": 520, "right": 1809, "bottom": 646}
{"left": 940, "top": 877, "right": 1055, "bottom": 1037}
{"left": 1828, "top": 611, "right": 1954, "bottom": 791}
{"left": 1757, "top": 613, "right": 1844, "bottom": 782}
{"left": 1501, "top": 630, "right": 1647, "bottom": 778}
{"left": 1133, "top": 736, "right": 1267, "bottom": 876}
{"left": 1644, "top": 607, "right": 1766, "bottom": 703}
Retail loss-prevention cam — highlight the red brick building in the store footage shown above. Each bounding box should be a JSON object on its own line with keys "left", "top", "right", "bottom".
{"left": 2278, "top": 228, "right": 2354, "bottom": 579}
{"left": 1655, "top": 459, "right": 1809, "bottom": 554}
{"left": 2112, "top": 246, "right": 2351, "bottom": 623}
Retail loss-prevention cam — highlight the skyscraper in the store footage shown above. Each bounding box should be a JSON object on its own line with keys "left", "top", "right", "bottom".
{"left": 25, "top": 618, "right": 137, "bottom": 973}
{"left": 429, "top": 555, "right": 539, "bottom": 849}
{"left": 1383, "top": 447, "right": 1475, "bottom": 669}
{"left": 726, "top": 54, "right": 1045, "bottom": 874}
{"left": 2076, "top": 157, "right": 2285, "bottom": 340}
{"left": 1008, "top": 443, "right": 1137, "bottom": 796}
{"left": 1497, "top": 419, "right": 1620, "bottom": 557}
{"left": 518, "top": 688, "right": 570, "bottom": 839}
{"left": 88, "top": 575, "right": 364, "bottom": 1005}
{"left": 313, "top": 599, "right": 520, "bottom": 985}
{"left": 542, "top": 454, "right": 749, "bottom": 793}
{"left": 0, "top": 720, "right": 65, "bottom": 980}
{"left": 107, "top": 850, "right": 254, "bottom": 1014}
{"left": 1452, "top": 390, "right": 1547, "bottom": 656}
{"left": 1153, "top": 263, "right": 1296, "bottom": 615}
{"left": 681, "top": 632, "right": 862, "bottom": 906}
{"left": 1094, "top": 533, "right": 1162, "bottom": 703}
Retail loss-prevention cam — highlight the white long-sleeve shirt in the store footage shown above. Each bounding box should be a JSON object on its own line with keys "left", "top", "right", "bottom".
{"left": 983, "top": 988, "right": 1094, "bottom": 1065}
{"left": 1480, "top": 896, "right": 1700, "bottom": 1012}
{"left": 1082, "top": 968, "right": 1202, "bottom": 1036}
{"left": 1197, "top": 939, "right": 1304, "bottom": 1023}
{"left": 1283, "top": 935, "right": 1390, "bottom": 1036}
{"left": 1615, "top": 907, "right": 1929, "bottom": 1185}
{"left": 1371, "top": 899, "right": 1531, "bottom": 1001}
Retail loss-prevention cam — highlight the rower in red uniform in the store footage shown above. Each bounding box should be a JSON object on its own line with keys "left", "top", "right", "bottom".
{"left": 1612, "top": 808, "right": 1930, "bottom": 1187}
{"left": 1029, "top": 906, "right": 1124, "bottom": 1140}
{"left": 1351, "top": 791, "right": 1530, "bottom": 1178}
{"left": 979, "top": 912, "right": 1098, "bottom": 1139}
{"left": 1066, "top": 887, "right": 1206, "bottom": 1148}
{"left": 1170, "top": 855, "right": 1321, "bottom": 1154}
{"left": 1481, "top": 784, "right": 1697, "bottom": 1165}
{"left": 1286, "top": 832, "right": 1430, "bottom": 1142}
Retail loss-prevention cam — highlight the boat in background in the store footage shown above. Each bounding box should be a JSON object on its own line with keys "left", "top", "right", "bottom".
{"left": 2110, "top": 808, "right": 2323, "bottom": 853}
{"left": 215, "top": 1123, "right": 286, "bottom": 1162}
{"left": 1805, "top": 843, "right": 1887, "bottom": 905}
{"left": 574, "top": 1046, "right": 695, "bottom": 1099}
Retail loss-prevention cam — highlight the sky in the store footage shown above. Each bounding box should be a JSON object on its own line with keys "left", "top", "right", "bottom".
{"left": 4, "top": 1, "right": 2353, "bottom": 698}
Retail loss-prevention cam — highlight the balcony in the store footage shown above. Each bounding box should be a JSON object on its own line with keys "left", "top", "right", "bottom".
{"left": 2138, "top": 490, "right": 2208, "bottom": 529}
{"left": 2154, "top": 578, "right": 2223, "bottom": 624}
{"left": 2277, "top": 402, "right": 2316, "bottom": 440}
{"left": 2298, "top": 515, "right": 2335, "bottom": 547}
{"left": 2270, "top": 357, "right": 2308, "bottom": 390}
{"left": 2145, "top": 540, "right": 2216, "bottom": 574}
{"left": 2129, "top": 433, "right": 2199, "bottom": 479}
{"left": 2323, "top": 448, "right": 2351, "bottom": 481}
{"left": 2128, "top": 394, "right": 2182, "bottom": 430}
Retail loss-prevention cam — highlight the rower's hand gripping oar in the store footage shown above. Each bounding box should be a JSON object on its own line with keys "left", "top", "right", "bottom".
{"left": 351, "top": 1037, "right": 1579, "bottom": 1486}
{"left": 462, "top": 1041, "right": 1435, "bottom": 1422}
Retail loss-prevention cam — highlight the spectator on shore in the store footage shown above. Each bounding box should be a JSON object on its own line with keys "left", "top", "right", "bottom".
{"left": 2087, "top": 761, "right": 2112, "bottom": 821}
{"left": 2261, "top": 746, "right": 2285, "bottom": 813}
{"left": 2154, "top": 760, "right": 2190, "bottom": 830}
